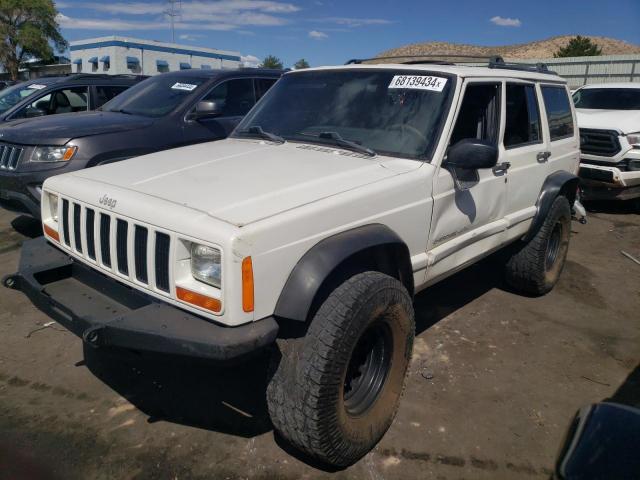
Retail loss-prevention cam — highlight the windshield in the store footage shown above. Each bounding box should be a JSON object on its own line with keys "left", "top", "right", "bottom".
{"left": 0, "top": 82, "right": 51, "bottom": 114}
{"left": 102, "top": 75, "right": 207, "bottom": 117}
{"left": 573, "top": 88, "right": 640, "bottom": 110}
{"left": 232, "top": 69, "right": 454, "bottom": 160}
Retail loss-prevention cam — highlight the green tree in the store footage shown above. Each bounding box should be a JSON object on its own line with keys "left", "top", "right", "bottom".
{"left": 0, "top": 0, "right": 67, "bottom": 80}
{"left": 294, "top": 58, "right": 310, "bottom": 69}
{"left": 554, "top": 35, "right": 602, "bottom": 58}
{"left": 260, "top": 54, "right": 283, "bottom": 70}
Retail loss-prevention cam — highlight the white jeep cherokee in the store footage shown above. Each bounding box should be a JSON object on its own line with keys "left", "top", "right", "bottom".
{"left": 573, "top": 83, "right": 640, "bottom": 206}
{"left": 6, "top": 58, "right": 580, "bottom": 467}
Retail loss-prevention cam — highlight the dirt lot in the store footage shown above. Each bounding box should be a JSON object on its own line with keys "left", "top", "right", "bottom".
{"left": 0, "top": 205, "right": 638, "bottom": 480}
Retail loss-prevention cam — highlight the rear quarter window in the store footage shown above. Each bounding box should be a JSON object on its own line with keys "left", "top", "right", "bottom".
{"left": 541, "top": 86, "right": 574, "bottom": 141}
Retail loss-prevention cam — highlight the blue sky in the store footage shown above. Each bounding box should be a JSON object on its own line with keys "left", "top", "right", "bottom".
{"left": 56, "top": 0, "right": 640, "bottom": 67}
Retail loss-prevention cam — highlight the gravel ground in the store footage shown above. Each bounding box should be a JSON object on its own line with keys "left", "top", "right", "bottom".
{"left": 0, "top": 204, "right": 638, "bottom": 480}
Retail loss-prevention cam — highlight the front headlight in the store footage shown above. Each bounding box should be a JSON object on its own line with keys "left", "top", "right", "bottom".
{"left": 45, "top": 191, "right": 59, "bottom": 222}
{"left": 627, "top": 132, "right": 640, "bottom": 147}
{"left": 30, "top": 146, "right": 77, "bottom": 163}
{"left": 191, "top": 243, "right": 221, "bottom": 288}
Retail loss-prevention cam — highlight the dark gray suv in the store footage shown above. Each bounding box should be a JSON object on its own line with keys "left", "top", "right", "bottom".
{"left": 0, "top": 68, "right": 281, "bottom": 218}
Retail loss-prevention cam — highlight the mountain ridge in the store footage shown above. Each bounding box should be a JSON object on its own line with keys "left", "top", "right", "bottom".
{"left": 377, "top": 35, "right": 640, "bottom": 60}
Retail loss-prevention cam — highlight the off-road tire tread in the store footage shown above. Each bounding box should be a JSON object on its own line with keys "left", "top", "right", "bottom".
{"left": 504, "top": 196, "right": 571, "bottom": 295}
{"left": 267, "top": 271, "right": 414, "bottom": 467}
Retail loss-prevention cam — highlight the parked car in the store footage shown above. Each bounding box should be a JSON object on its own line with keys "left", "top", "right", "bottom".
{"left": 0, "top": 69, "right": 281, "bottom": 218}
{"left": 573, "top": 83, "right": 640, "bottom": 208}
{"left": 0, "top": 74, "right": 143, "bottom": 122}
{"left": 6, "top": 58, "right": 580, "bottom": 467}
{"left": 0, "top": 80, "right": 18, "bottom": 91}
{"left": 554, "top": 402, "right": 640, "bottom": 479}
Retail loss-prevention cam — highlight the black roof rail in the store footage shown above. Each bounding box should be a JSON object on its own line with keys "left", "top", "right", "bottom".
{"left": 345, "top": 54, "right": 505, "bottom": 65}
{"left": 32, "top": 73, "right": 147, "bottom": 81}
{"left": 345, "top": 54, "right": 558, "bottom": 75}
{"left": 488, "top": 57, "right": 556, "bottom": 74}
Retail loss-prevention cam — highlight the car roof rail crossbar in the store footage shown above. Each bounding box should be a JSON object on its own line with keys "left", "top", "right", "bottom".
{"left": 488, "top": 58, "right": 556, "bottom": 74}
{"left": 345, "top": 54, "right": 506, "bottom": 65}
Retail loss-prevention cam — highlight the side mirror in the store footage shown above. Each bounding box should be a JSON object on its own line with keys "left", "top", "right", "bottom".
{"left": 190, "top": 100, "right": 224, "bottom": 120}
{"left": 447, "top": 138, "right": 498, "bottom": 170}
{"left": 24, "top": 106, "right": 47, "bottom": 118}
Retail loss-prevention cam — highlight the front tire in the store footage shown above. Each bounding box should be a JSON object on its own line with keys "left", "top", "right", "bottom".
{"left": 504, "top": 195, "right": 572, "bottom": 295}
{"left": 267, "top": 271, "right": 414, "bottom": 467}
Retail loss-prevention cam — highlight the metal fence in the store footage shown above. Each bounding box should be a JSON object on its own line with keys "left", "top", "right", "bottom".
{"left": 508, "top": 54, "right": 640, "bottom": 89}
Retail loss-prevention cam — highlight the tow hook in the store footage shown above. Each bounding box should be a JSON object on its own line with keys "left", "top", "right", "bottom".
{"left": 573, "top": 199, "right": 588, "bottom": 225}
{"left": 2, "top": 274, "right": 20, "bottom": 290}
{"left": 83, "top": 326, "right": 104, "bottom": 348}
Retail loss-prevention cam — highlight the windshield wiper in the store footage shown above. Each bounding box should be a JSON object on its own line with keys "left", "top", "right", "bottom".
{"left": 108, "top": 108, "right": 134, "bottom": 115}
{"left": 238, "top": 125, "right": 285, "bottom": 144}
{"left": 305, "top": 131, "right": 376, "bottom": 157}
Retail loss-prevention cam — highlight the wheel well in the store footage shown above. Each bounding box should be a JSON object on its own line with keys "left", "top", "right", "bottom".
{"left": 305, "top": 244, "right": 412, "bottom": 324}
{"left": 559, "top": 177, "right": 579, "bottom": 205}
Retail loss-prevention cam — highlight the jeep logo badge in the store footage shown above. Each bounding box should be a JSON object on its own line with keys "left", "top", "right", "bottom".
{"left": 99, "top": 194, "right": 117, "bottom": 209}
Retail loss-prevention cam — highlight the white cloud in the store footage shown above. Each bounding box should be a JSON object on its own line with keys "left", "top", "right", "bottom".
{"left": 78, "top": 0, "right": 300, "bottom": 20}
{"left": 314, "top": 17, "right": 393, "bottom": 27}
{"left": 179, "top": 33, "right": 205, "bottom": 41}
{"left": 56, "top": 13, "right": 165, "bottom": 30}
{"left": 490, "top": 16, "right": 521, "bottom": 27}
{"left": 241, "top": 54, "right": 260, "bottom": 67}
{"left": 57, "top": 1, "right": 300, "bottom": 33}
{"left": 308, "top": 30, "right": 328, "bottom": 40}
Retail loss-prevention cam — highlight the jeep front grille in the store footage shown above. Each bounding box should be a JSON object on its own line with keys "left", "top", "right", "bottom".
{"left": 0, "top": 143, "right": 24, "bottom": 170}
{"left": 579, "top": 128, "right": 621, "bottom": 157}
{"left": 58, "top": 198, "right": 172, "bottom": 296}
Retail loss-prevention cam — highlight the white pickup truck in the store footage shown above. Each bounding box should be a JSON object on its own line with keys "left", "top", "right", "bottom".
{"left": 573, "top": 83, "right": 640, "bottom": 208}
{"left": 6, "top": 58, "right": 580, "bottom": 467}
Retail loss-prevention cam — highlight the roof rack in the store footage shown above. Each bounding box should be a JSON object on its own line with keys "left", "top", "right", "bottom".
{"left": 345, "top": 54, "right": 506, "bottom": 65}
{"left": 345, "top": 54, "right": 557, "bottom": 75}
{"left": 488, "top": 57, "right": 555, "bottom": 74}
{"left": 32, "top": 73, "right": 147, "bottom": 81}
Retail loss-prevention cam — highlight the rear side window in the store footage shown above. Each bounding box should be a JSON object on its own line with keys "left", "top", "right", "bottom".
{"left": 255, "top": 78, "right": 277, "bottom": 101}
{"left": 95, "top": 85, "right": 128, "bottom": 108}
{"left": 14, "top": 86, "right": 88, "bottom": 118}
{"left": 542, "top": 86, "right": 574, "bottom": 140}
{"left": 504, "top": 84, "right": 541, "bottom": 148}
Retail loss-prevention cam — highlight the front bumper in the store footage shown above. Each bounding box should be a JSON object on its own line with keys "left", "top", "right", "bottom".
{"left": 579, "top": 158, "right": 640, "bottom": 201}
{"left": 0, "top": 169, "right": 43, "bottom": 218}
{"left": 0, "top": 159, "right": 82, "bottom": 219}
{"left": 5, "top": 237, "right": 279, "bottom": 361}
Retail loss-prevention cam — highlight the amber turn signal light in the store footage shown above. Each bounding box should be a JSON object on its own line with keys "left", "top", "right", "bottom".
{"left": 176, "top": 286, "right": 221, "bottom": 313}
{"left": 43, "top": 224, "right": 60, "bottom": 242}
{"left": 242, "top": 256, "right": 254, "bottom": 312}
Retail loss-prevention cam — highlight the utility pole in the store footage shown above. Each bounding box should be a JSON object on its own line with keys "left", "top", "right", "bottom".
{"left": 164, "top": 0, "right": 181, "bottom": 43}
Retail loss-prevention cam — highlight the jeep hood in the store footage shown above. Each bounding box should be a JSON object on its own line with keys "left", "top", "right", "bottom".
{"left": 0, "top": 111, "right": 153, "bottom": 146}
{"left": 60, "top": 138, "right": 422, "bottom": 227}
{"left": 576, "top": 109, "right": 640, "bottom": 134}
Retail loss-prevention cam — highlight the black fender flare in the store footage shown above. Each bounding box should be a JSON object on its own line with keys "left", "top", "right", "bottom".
{"left": 274, "top": 224, "right": 413, "bottom": 322}
{"left": 524, "top": 170, "right": 579, "bottom": 242}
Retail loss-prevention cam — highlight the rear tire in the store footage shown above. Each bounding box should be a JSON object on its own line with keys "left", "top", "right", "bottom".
{"left": 267, "top": 271, "right": 414, "bottom": 467}
{"left": 504, "top": 196, "right": 571, "bottom": 295}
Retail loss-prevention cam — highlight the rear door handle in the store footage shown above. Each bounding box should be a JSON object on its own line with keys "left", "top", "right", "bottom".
{"left": 537, "top": 151, "right": 551, "bottom": 163}
{"left": 492, "top": 162, "right": 511, "bottom": 175}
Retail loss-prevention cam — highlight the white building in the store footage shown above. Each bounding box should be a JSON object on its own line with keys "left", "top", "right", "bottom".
{"left": 69, "top": 36, "right": 241, "bottom": 75}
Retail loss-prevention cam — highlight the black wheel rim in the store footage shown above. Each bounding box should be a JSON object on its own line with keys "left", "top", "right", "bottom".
{"left": 343, "top": 322, "right": 392, "bottom": 416}
{"left": 545, "top": 222, "right": 563, "bottom": 271}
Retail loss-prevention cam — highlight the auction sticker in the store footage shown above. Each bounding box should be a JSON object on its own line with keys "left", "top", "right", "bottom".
{"left": 388, "top": 75, "right": 447, "bottom": 92}
{"left": 171, "top": 82, "right": 198, "bottom": 92}
{"left": 27, "top": 84, "right": 47, "bottom": 90}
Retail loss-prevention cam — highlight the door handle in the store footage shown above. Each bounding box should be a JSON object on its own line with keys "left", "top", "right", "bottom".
{"left": 537, "top": 151, "right": 551, "bottom": 163}
{"left": 492, "top": 162, "right": 511, "bottom": 175}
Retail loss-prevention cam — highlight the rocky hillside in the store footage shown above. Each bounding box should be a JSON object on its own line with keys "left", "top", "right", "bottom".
{"left": 377, "top": 35, "right": 640, "bottom": 60}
